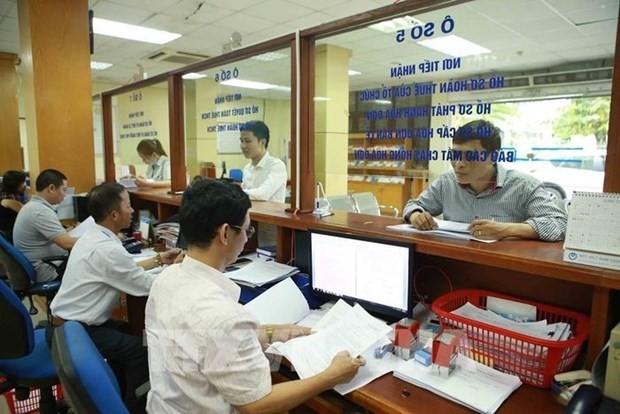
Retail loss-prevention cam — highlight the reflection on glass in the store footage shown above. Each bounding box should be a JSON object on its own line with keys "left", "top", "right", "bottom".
{"left": 182, "top": 48, "right": 292, "bottom": 202}
{"left": 111, "top": 83, "right": 170, "bottom": 187}
{"left": 314, "top": 0, "right": 616, "bottom": 215}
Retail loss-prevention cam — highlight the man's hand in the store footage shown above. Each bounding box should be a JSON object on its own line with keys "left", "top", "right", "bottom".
{"left": 324, "top": 351, "right": 366, "bottom": 385}
{"left": 468, "top": 219, "right": 508, "bottom": 240}
{"left": 409, "top": 211, "right": 437, "bottom": 230}
{"left": 159, "top": 248, "right": 181, "bottom": 264}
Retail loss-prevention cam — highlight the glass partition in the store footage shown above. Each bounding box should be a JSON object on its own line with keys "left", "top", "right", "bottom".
{"left": 183, "top": 48, "right": 292, "bottom": 197}
{"left": 314, "top": 0, "right": 617, "bottom": 213}
{"left": 92, "top": 95, "right": 104, "bottom": 183}
{"left": 111, "top": 82, "right": 170, "bottom": 182}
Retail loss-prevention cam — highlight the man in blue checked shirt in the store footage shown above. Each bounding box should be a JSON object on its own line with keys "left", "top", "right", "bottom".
{"left": 403, "top": 120, "right": 567, "bottom": 242}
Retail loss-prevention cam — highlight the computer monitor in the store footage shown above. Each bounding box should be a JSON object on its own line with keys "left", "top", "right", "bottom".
{"left": 309, "top": 229, "right": 413, "bottom": 319}
{"left": 176, "top": 227, "right": 187, "bottom": 250}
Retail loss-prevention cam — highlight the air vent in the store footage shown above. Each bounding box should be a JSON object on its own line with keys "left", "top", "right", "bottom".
{"left": 146, "top": 48, "right": 209, "bottom": 65}
{"left": 533, "top": 68, "right": 612, "bottom": 86}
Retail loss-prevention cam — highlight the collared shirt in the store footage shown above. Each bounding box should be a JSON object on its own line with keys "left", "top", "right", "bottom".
{"left": 13, "top": 195, "right": 67, "bottom": 282}
{"left": 51, "top": 224, "right": 157, "bottom": 325}
{"left": 242, "top": 151, "right": 287, "bottom": 202}
{"left": 403, "top": 165, "right": 567, "bottom": 241}
{"left": 146, "top": 155, "right": 171, "bottom": 181}
{"left": 145, "top": 256, "right": 271, "bottom": 413}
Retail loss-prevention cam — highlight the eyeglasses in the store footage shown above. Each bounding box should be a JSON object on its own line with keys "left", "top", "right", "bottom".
{"left": 230, "top": 224, "right": 255, "bottom": 239}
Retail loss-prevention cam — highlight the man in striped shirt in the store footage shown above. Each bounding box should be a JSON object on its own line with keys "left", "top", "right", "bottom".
{"left": 403, "top": 120, "right": 567, "bottom": 242}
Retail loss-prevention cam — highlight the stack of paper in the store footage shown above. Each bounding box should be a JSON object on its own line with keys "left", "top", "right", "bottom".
{"left": 68, "top": 216, "right": 96, "bottom": 238}
{"left": 394, "top": 355, "right": 522, "bottom": 414}
{"left": 386, "top": 219, "right": 497, "bottom": 243}
{"left": 226, "top": 255, "right": 299, "bottom": 287}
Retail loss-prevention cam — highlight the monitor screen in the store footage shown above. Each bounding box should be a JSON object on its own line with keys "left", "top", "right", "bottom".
{"left": 309, "top": 230, "right": 413, "bottom": 319}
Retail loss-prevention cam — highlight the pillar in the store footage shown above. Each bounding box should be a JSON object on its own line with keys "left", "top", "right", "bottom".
{"left": 18, "top": 0, "right": 95, "bottom": 192}
{"left": 0, "top": 52, "right": 22, "bottom": 171}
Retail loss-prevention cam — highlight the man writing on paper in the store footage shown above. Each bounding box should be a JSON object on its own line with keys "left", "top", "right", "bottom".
{"left": 145, "top": 179, "right": 365, "bottom": 413}
{"left": 403, "top": 120, "right": 567, "bottom": 241}
{"left": 240, "top": 120, "right": 287, "bottom": 202}
{"left": 13, "top": 169, "right": 77, "bottom": 282}
{"left": 49, "top": 183, "right": 181, "bottom": 413}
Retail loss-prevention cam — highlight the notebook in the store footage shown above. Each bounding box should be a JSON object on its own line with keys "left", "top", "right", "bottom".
{"left": 564, "top": 192, "right": 620, "bottom": 256}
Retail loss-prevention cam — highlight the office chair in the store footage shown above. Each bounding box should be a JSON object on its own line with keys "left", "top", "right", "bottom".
{"left": 0, "top": 280, "right": 60, "bottom": 414}
{"left": 0, "top": 233, "right": 64, "bottom": 318}
{"left": 325, "top": 194, "right": 356, "bottom": 212}
{"left": 229, "top": 168, "right": 243, "bottom": 182}
{"left": 351, "top": 192, "right": 399, "bottom": 217}
{"left": 51, "top": 321, "right": 129, "bottom": 414}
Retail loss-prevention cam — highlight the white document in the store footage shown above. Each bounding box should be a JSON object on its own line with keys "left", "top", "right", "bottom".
{"left": 386, "top": 223, "right": 497, "bottom": 243}
{"left": 68, "top": 216, "right": 95, "bottom": 238}
{"left": 56, "top": 187, "right": 76, "bottom": 219}
{"left": 119, "top": 178, "right": 137, "bottom": 189}
{"left": 394, "top": 355, "right": 522, "bottom": 414}
{"left": 244, "top": 278, "right": 310, "bottom": 325}
{"left": 131, "top": 247, "right": 157, "bottom": 262}
{"left": 267, "top": 304, "right": 391, "bottom": 382}
{"left": 311, "top": 299, "right": 353, "bottom": 332}
{"left": 226, "top": 256, "right": 299, "bottom": 287}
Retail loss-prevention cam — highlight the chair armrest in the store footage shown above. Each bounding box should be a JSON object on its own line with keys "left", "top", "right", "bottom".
{"left": 41, "top": 255, "right": 69, "bottom": 276}
{"left": 379, "top": 204, "right": 400, "bottom": 217}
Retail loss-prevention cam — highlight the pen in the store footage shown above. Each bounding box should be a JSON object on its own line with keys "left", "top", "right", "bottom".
{"left": 316, "top": 183, "right": 320, "bottom": 209}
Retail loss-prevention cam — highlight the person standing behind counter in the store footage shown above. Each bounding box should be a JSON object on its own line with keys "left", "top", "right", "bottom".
{"left": 403, "top": 119, "right": 567, "bottom": 241}
{"left": 240, "top": 120, "right": 287, "bottom": 202}
{"left": 135, "top": 138, "right": 171, "bottom": 188}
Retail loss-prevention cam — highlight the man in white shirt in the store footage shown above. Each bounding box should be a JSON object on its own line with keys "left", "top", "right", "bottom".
{"left": 240, "top": 120, "right": 287, "bottom": 202}
{"left": 145, "top": 179, "right": 364, "bottom": 413}
{"left": 13, "top": 169, "right": 77, "bottom": 282}
{"left": 50, "top": 182, "right": 180, "bottom": 414}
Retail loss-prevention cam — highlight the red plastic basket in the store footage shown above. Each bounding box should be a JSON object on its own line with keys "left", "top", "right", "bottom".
{"left": 3, "top": 384, "right": 63, "bottom": 414}
{"left": 431, "top": 289, "right": 590, "bottom": 388}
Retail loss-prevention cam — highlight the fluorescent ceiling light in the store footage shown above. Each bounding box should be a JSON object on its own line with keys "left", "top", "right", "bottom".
{"left": 220, "top": 79, "right": 276, "bottom": 90}
{"left": 373, "top": 99, "right": 392, "bottom": 105}
{"left": 369, "top": 15, "right": 424, "bottom": 33}
{"left": 418, "top": 35, "right": 491, "bottom": 57}
{"left": 313, "top": 96, "right": 331, "bottom": 101}
{"left": 91, "top": 61, "right": 113, "bottom": 70}
{"left": 182, "top": 72, "right": 207, "bottom": 80}
{"left": 252, "top": 52, "right": 288, "bottom": 61}
{"left": 348, "top": 69, "right": 362, "bottom": 76}
{"left": 273, "top": 85, "right": 291, "bottom": 92}
{"left": 93, "top": 17, "right": 181, "bottom": 45}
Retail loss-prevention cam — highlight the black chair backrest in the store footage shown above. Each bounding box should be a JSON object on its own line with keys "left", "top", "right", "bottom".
{"left": 0, "top": 233, "right": 34, "bottom": 292}
{"left": 0, "top": 280, "right": 34, "bottom": 358}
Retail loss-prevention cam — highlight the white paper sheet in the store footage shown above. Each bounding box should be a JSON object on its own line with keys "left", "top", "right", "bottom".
{"left": 68, "top": 216, "right": 95, "bottom": 238}
{"left": 244, "top": 278, "right": 310, "bottom": 325}
{"left": 386, "top": 223, "right": 497, "bottom": 243}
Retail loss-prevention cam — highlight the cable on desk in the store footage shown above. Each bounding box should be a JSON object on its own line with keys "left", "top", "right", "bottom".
{"left": 413, "top": 265, "right": 453, "bottom": 305}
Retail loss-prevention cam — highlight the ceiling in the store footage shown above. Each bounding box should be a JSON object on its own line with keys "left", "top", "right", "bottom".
{"left": 0, "top": 0, "right": 617, "bottom": 96}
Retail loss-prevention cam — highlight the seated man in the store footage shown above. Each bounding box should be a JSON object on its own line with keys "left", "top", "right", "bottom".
{"left": 13, "top": 169, "right": 76, "bottom": 281}
{"left": 240, "top": 120, "right": 287, "bottom": 202}
{"left": 49, "top": 182, "right": 181, "bottom": 413}
{"left": 403, "top": 119, "right": 567, "bottom": 241}
{"left": 145, "top": 179, "right": 365, "bottom": 413}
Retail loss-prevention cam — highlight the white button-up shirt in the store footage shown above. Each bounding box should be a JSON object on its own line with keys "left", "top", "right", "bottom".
{"left": 50, "top": 224, "right": 158, "bottom": 325}
{"left": 146, "top": 155, "right": 171, "bottom": 181}
{"left": 242, "top": 151, "right": 287, "bottom": 202}
{"left": 145, "top": 256, "right": 272, "bottom": 413}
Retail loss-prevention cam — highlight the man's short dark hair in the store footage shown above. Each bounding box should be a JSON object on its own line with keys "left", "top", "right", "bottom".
{"left": 180, "top": 179, "right": 251, "bottom": 248}
{"left": 1, "top": 170, "right": 27, "bottom": 194}
{"left": 88, "top": 182, "right": 126, "bottom": 223}
{"left": 453, "top": 119, "right": 502, "bottom": 152}
{"left": 240, "top": 120, "right": 270, "bottom": 148}
{"left": 35, "top": 169, "right": 67, "bottom": 192}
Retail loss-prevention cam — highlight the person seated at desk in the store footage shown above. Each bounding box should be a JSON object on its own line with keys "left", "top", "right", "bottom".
{"left": 13, "top": 169, "right": 77, "bottom": 282}
{"left": 0, "top": 170, "right": 29, "bottom": 240}
{"left": 49, "top": 182, "right": 181, "bottom": 414}
{"left": 135, "top": 138, "right": 171, "bottom": 188}
{"left": 145, "top": 179, "right": 364, "bottom": 413}
{"left": 403, "top": 119, "right": 567, "bottom": 241}
{"left": 240, "top": 120, "right": 287, "bottom": 202}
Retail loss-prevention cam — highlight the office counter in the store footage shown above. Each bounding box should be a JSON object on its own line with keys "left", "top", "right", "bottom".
{"left": 127, "top": 189, "right": 618, "bottom": 413}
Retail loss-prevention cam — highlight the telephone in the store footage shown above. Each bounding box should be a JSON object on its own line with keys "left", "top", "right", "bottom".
{"left": 122, "top": 237, "right": 143, "bottom": 254}
{"left": 565, "top": 385, "right": 620, "bottom": 414}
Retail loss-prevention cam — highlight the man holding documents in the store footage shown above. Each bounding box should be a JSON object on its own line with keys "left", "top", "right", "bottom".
{"left": 403, "top": 120, "right": 567, "bottom": 241}
{"left": 50, "top": 183, "right": 181, "bottom": 414}
{"left": 145, "top": 179, "right": 365, "bottom": 413}
{"left": 13, "top": 169, "right": 77, "bottom": 282}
